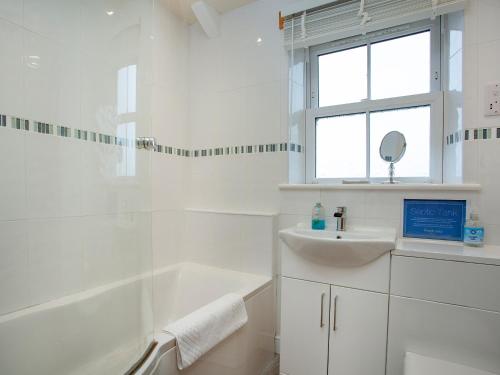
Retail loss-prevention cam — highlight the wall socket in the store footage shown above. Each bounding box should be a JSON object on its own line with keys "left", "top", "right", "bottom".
{"left": 485, "top": 83, "right": 500, "bottom": 116}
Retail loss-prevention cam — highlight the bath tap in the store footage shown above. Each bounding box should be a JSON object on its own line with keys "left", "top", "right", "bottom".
{"left": 334, "top": 207, "right": 346, "bottom": 232}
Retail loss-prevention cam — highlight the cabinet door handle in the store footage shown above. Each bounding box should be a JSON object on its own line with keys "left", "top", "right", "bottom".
{"left": 320, "top": 293, "right": 326, "bottom": 327}
{"left": 332, "top": 295, "right": 338, "bottom": 331}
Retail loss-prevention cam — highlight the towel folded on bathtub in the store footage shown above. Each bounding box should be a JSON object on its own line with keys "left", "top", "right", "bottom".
{"left": 163, "top": 293, "right": 248, "bottom": 370}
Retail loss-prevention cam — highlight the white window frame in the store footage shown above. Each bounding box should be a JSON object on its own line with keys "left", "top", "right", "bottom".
{"left": 305, "top": 19, "right": 443, "bottom": 184}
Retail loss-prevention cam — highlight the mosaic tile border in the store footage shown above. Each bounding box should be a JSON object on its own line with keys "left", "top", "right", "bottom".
{"left": 446, "top": 126, "right": 500, "bottom": 145}
{"left": 0, "top": 112, "right": 303, "bottom": 158}
{"left": 153, "top": 142, "right": 302, "bottom": 158}
{"left": 0, "top": 113, "right": 129, "bottom": 147}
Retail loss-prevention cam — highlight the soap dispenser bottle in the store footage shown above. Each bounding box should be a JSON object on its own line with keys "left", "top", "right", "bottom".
{"left": 464, "top": 212, "right": 484, "bottom": 247}
{"left": 312, "top": 202, "right": 326, "bottom": 230}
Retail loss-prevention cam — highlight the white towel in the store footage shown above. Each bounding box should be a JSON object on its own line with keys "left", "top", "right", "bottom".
{"left": 404, "top": 352, "right": 497, "bottom": 375}
{"left": 164, "top": 293, "right": 248, "bottom": 370}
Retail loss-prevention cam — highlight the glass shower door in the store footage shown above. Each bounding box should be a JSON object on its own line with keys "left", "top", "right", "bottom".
{"left": 0, "top": 0, "right": 155, "bottom": 374}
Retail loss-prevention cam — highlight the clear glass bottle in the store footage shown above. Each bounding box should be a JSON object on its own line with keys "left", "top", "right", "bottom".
{"left": 464, "top": 212, "right": 484, "bottom": 247}
{"left": 312, "top": 202, "right": 326, "bottom": 230}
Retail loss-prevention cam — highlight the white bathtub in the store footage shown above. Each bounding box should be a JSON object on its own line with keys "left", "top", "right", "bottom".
{"left": 138, "top": 262, "right": 276, "bottom": 375}
{"left": 0, "top": 262, "right": 274, "bottom": 375}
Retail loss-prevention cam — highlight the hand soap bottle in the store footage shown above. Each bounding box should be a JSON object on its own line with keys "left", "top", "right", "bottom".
{"left": 312, "top": 202, "right": 326, "bottom": 230}
{"left": 464, "top": 212, "right": 484, "bottom": 247}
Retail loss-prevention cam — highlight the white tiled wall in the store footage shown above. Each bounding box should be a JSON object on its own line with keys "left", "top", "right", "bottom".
{"left": 0, "top": 18, "right": 23, "bottom": 118}
{"left": 186, "top": 0, "right": 292, "bottom": 213}
{"left": 462, "top": 0, "right": 500, "bottom": 243}
{"left": 183, "top": 210, "right": 277, "bottom": 276}
{"left": 188, "top": 152, "right": 286, "bottom": 213}
{"left": 150, "top": 0, "right": 190, "bottom": 270}
{"left": 169, "top": 0, "right": 293, "bottom": 279}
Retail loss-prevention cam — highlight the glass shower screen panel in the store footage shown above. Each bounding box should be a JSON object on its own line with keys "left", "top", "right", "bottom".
{"left": 0, "top": 1, "right": 154, "bottom": 374}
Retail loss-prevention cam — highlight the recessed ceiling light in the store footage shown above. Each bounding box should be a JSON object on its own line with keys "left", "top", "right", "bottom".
{"left": 106, "top": 10, "right": 115, "bottom": 16}
{"left": 256, "top": 37, "right": 263, "bottom": 45}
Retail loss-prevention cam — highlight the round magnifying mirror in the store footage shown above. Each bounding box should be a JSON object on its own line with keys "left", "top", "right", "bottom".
{"left": 379, "top": 131, "right": 406, "bottom": 184}
{"left": 379, "top": 131, "right": 406, "bottom": 163}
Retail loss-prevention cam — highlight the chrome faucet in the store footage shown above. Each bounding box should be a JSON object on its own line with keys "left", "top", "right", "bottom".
{"left": 334, "top": 207, "right": 347, "bottom": 231}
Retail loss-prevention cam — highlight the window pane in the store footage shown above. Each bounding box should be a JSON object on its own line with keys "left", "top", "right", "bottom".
{"left": 371, "top": 31, "right": 430, "bottom": 100}
{"left": 318, "top": 46, "right": 367, "bottom": 107}
{"left": 316, "top": 114, "right": 366, "bottom": 179}
{"left": 370, "top": 106, "right": 430, "bottom": 178}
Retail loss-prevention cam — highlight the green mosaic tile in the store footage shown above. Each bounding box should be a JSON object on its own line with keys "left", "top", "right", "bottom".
{"left": 57, "top": 125, "right": 71, "bottom": 137}
{"left": 11, "top": 117, "right": 29, "bottom": 131}
{"left": 34, "top": 121, "right": 53, "bottom": 134}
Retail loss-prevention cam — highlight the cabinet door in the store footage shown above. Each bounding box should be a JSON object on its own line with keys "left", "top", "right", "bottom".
{"left": 280, "top": 277, "right": 330, "bottom": 375}
{"left": 328, "top": 286, "right": 388, "bottom": 375}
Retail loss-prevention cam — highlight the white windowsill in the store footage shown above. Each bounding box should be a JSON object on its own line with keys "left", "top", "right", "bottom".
{"left": 184, "top": 208, "right": 278, "bottom": 217}
{"left": 278, "top": 183, "right": 481, "bottom": 191}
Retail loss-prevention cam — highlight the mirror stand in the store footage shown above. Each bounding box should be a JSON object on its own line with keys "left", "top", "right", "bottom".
{"left": 387, "top": 162, "right": 398, "bottom": 184}
{"left": 379, "top": 131, "right": 406, "bottom": 184}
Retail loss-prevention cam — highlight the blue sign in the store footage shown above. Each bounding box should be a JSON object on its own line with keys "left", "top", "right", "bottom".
{"left": 403, "top": 199, "right": 466, "bottom": 241}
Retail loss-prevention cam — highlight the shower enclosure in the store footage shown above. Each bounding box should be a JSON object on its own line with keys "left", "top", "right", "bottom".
{"left": 0, "top": 1, "right": 157, "bottom": 373}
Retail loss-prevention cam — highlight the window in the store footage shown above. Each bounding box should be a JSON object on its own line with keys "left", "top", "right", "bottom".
{"left": 117, "top": 122, "right": 136, "bottom": 177}
{"left": 117, "top": 64, "right": 137, "bottom": 115}
{"left": 316, "top": 113, "right": 366, "bottom": 179}
{"left": 116, "top": 64, "right": 138, "bottom": 177}
{"left": 307, "top": 20, "right": 443, "bottom": 183}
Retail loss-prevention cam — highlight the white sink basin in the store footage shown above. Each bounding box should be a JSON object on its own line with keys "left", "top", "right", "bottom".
{"left": 279, "top": 226, "right": 396, "bottom": 267}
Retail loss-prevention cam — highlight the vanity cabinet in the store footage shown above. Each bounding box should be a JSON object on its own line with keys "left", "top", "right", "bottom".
{"left": 280, "top": 277, "right": 388, "bottom": 375}
{"left": 387, "top": 254, "right": 500, "bottom": 375}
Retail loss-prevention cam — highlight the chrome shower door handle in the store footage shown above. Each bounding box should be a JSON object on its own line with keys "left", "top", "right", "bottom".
{"left": 320, "top": 293, "right": 326, "bottom": 328}
{"left": 332, "top": 295, "right": 338, "bottom": 331}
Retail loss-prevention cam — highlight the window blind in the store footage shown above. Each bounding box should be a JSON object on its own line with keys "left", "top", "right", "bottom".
{"left": 283, "top": 0, "right": 466, "bottom": 48}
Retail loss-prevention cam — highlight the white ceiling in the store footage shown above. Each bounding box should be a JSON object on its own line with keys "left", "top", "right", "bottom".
{"left": 163, "top": 0, "right": 257, "bottom": 24}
